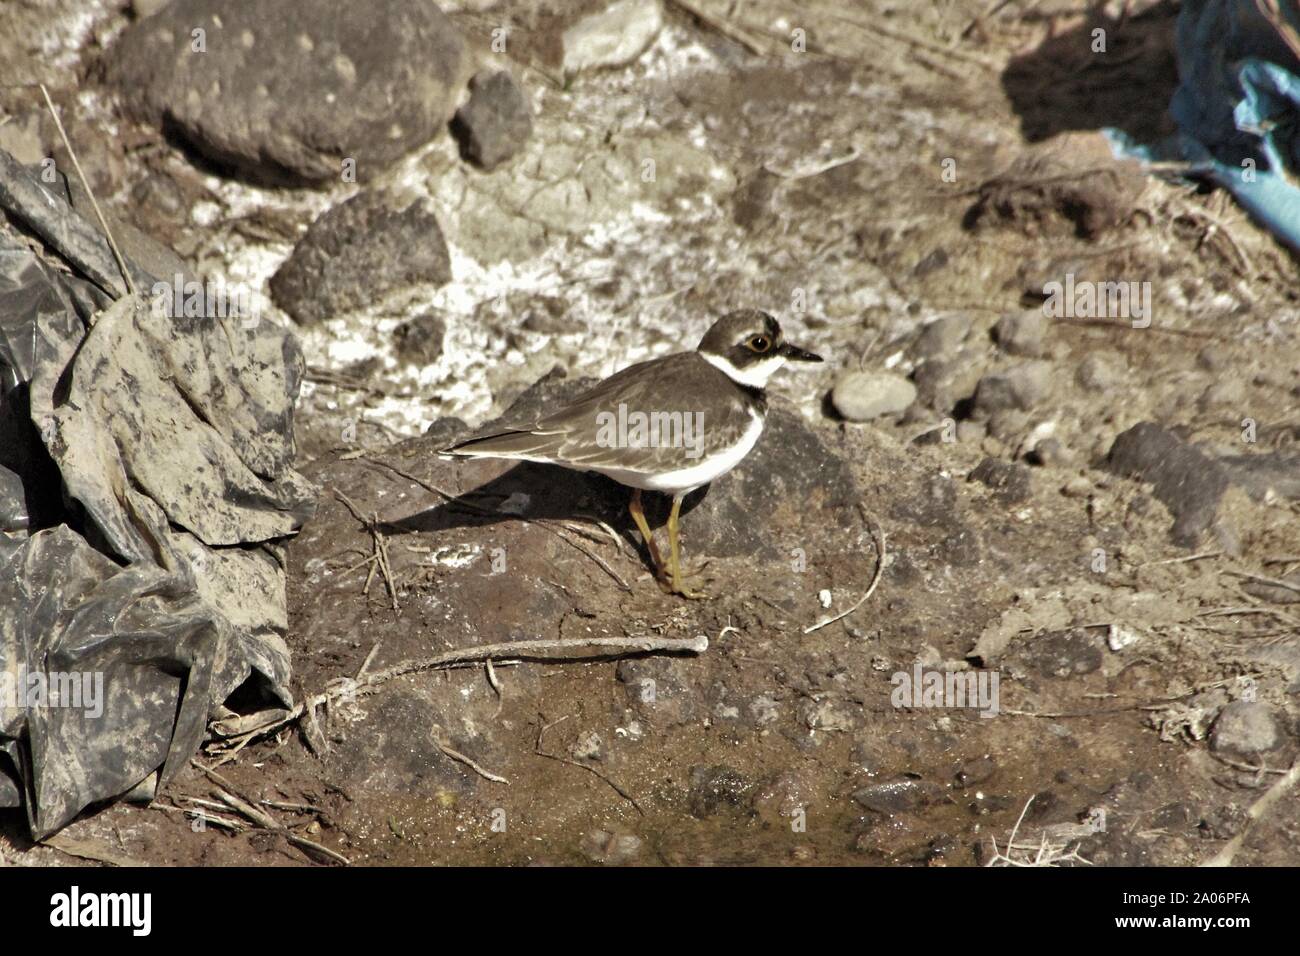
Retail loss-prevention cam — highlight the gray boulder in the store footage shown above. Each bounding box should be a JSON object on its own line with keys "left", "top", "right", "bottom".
{"left": 103, "top": 0, "right": 468, "bottom": 183}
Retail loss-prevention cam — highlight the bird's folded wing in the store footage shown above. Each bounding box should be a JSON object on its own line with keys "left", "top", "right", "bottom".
{"left": 449, "top": 352, "right": 756, "bottom": 473}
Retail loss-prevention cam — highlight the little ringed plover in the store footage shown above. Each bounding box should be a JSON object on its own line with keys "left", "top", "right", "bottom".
{"left": 443, "top": 309, "right": 823, "bottom": 596}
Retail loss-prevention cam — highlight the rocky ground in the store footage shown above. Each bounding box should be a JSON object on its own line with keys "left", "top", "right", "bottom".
{"left": 2, "top": 0, "right": 1299, "bottom": 866}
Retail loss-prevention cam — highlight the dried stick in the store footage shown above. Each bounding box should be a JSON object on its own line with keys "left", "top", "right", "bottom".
{"left": 1202, "top": 757, "right": 1300, "bottom": 867}
{"left": 195, "top": 762, "right": 351, "bottom": 865}
{"left": 432, "top": 728, "right": 509, "bottom": 784}
{"left": 535, "top": 715, "right": 643, "bottom": 814}
{"left": 39, "top": 83, "right": 135, "bottom": 298}
{"left": 212, "top": 633, "right": 708, "bottom": 758}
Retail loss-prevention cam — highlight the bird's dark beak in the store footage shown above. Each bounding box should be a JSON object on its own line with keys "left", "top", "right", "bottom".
{"left": 779, "top": 341, "right": 823, "bottom": 363}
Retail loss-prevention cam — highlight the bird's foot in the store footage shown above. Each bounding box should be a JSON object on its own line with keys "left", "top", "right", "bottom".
{"left": 657, "top": 567, "right": 711, "bottom": 600}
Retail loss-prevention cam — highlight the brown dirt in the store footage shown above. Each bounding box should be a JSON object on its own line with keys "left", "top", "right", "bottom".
{"left": 4, "top": 0, "right": 1299, "bottom": 867}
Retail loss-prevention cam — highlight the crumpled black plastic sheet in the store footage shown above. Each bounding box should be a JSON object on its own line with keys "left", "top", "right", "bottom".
{"left": 0, "top": 153, "right": 315, "bottom": 837}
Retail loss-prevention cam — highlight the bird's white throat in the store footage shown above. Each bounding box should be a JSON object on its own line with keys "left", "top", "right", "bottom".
{"left": 700, "top": 352, "right": 786, "bottom": 388}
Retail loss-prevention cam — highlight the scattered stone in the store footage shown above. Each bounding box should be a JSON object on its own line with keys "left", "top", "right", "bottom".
{"left": 452, "top": 70, "right": 533, "bottom": 171}
{"left": 971, "top": 361, "right": 1050, "bottom": 417}
{"left": 852, "top": 778, "right": 941, "bottom": 814}
{"left": 1106, "top": 422, "right": 1231, "bottom": 547}
{"left": 393, "top": 311, "right": 446, "bottom": 365}
{"left": 955, "top": 756, "right": 996, "bottom": 788}
{"left": 1075, "top": 354, "right": 1124, "bottom": 391}
{"left": 911, "top": 358, "right": 963, "bottom": 410}
{"left": 831, "top": 371, "right": 917, "bottom": 421}
{"left": 1061, "top": 475, "right": 1093, "bottom": 498}
{"left": 1027, "top": 437, "right": 1071, "bottom": 467}
{"left": 571, "top": 730, "right": 604, "bottom": 761}
{"left": 562, "top": 0, "right": 664, "bottom": 75}
{"left": 993, "top": 310, "right": 1048, "bottom": 357}
{"left": 1209, "top": 702, "right": 1282, "bottom": 760}
{"left": 968, "top": 457, "right": 1032, "bottom": 504}
{"left": 912, "top": 313, "right": 971, "bottom": 359}
{"left": 270, "top": 188, "right": 451, "bottom": 324}
{"left": 986, "top": 409, "right": 1030, "bottom": 444}
{"left": 581, "top": 830, "right": 642, "bottom": 864}
{"left": 1107, "top": 624, "right": 1141, "bottom": 652}
{"left": 752, "top": 770, "right": 817, "bottom": 827}
{"left": 104, "top": 0, "right": 468, "bottom": 183}
{"left": 912, "top": 247, "right": 949, "bottom": 278}
{"left": 688, "top": 765, "right": 756, "bottom": 818}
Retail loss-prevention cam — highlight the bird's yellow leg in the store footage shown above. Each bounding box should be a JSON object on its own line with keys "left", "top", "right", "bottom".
{"left": 667, "top": 494, "right": 708, "bottom": 599}
{"left": 629, "top": 489, "right": 666, "bottom": 582}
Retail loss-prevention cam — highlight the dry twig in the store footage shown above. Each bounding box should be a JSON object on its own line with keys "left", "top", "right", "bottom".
{"left": 39, "top": 83, "right": 135, "bottom": 299}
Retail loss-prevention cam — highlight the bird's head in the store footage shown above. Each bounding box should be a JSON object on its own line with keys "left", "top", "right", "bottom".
{"left": 696, "top": 309, "right": 823, "bottom": 388}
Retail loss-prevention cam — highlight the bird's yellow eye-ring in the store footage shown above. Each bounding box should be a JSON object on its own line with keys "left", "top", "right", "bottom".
{"left": 747, "top": 335, "right": 772, "bottom": 353}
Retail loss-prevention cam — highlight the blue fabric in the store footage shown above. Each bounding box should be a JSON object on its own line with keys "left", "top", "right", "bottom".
{"left": 1106, "top": 0, "right": 1300, "bottom": 249}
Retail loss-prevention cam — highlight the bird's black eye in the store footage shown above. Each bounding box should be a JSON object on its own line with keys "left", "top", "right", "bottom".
{"left": 747, "top": 335, "right": 771, "bottom": 353}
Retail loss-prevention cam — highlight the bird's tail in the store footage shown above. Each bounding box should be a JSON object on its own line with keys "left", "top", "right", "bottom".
{"left": 440, "top": 429, "right": 563, "bottom": 460}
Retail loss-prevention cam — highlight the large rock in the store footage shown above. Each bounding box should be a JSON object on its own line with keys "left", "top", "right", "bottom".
{"left": 270, "top": 187, "right": 452, "bottom": 324}
{"left": 102, "top": 0, "right": 468, "bottom": 183}
{"left": 1106, "top": 422, "right": 1230, "bottom": 547}
{"left": 1210, "top": 702, "right": 1282, "bottom": 760}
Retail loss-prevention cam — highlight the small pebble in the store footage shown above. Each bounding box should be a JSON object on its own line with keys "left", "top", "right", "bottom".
{"left": 1076, "top": 354, "right": 1123, "bottom": 391}
{"left": 912, "top": 313, "right": 971, "bottom": 359}
{"left": 831, "top": 371, "right": 917, "bottom": 421}
{"left": 993, "top": 310, "right": 1048, "bottom": 357}
{"left": 581, "top": 830, "right": 642, "bottom": 865}
{"left": 972, "top": 362, "right": 1050, "bottom": 416}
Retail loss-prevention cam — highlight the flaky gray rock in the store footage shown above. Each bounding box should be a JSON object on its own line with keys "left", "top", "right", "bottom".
{"left": 968, "top": 457, "right": 1032, "bottom": 504}
{"left": 972, "top": 362, "right": 1050, "bottom": 417}
{"left": 993, "top": 310, "right": 1048, "bottom": 357}
{"left": 270, "top": 188, "right": 451, "bottom": 324}
{"left": 103, "top": 0, "right": 468, "bottom": 183}
{"left": 562, "top": 0, "right": 664, "bottom": 75}
{"left": 452, "top": 71, "right": 533, "bottom": 171}
{"left": 912, "top": 313, "right": 971, "bottom": 359}
{"left": 393, "top": 311, "right": 447, "bottom": 366}
{"left": 1210, "top": 702, "right": 1282, "bottom": 759}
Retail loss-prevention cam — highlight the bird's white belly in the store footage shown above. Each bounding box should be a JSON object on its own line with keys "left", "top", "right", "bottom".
{"left": 589, "top": 411, "right": 764, "bottom": 495}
